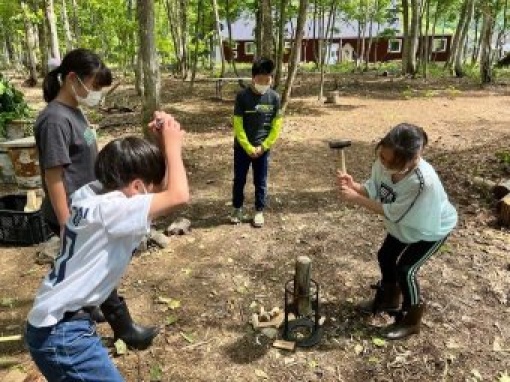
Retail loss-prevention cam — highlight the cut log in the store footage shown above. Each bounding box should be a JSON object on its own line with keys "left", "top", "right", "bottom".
{"left": 149, "top": 230, "right": 171, "bottom": 248}
{"left": 273, "top": 339, "right": 296, "bottom": 351}
{"left": 494, "top": 180, "right": 510, "bottom": 200}
{"left": 293, "top": 256, "right": 313, "bottom": 317}
{"left": 472, "top": 176, "right": 496, "bottom": 190}
{"left": 497, "top": 194, "right": 510, "bottom": 227}
{"left": 325, "top": 90, "right": 340, "bottom": 104}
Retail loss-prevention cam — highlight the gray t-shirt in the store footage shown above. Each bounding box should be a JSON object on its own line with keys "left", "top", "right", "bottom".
{"left": 34, "top": 100, "right": 98, "bottom": 225}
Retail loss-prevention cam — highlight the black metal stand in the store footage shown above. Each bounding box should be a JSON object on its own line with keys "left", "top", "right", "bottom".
{"left": 282, "top": 279, "right": 322, "bottom": 347}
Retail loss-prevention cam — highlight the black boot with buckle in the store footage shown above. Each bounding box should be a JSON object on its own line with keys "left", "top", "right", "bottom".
{"left": 101, "top": 297, "right": 159, "bottom": 350}
{"left": 358, "top": 281, "right": 401, "bottom": 315}
{"left": 383, "top": 302, "right": 426, "bottom": 340}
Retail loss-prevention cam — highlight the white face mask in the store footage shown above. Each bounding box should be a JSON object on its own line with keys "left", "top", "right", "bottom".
{"left": 72, "top": 77, "right": 103, "bottom": 107}
{"left": 254, "top": 83, "right": 270, "bottom": 95}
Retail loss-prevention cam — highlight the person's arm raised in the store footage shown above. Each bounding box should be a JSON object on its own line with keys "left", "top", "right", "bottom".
{"left": 148, "top": 112, "right": 190, "bottom": 220}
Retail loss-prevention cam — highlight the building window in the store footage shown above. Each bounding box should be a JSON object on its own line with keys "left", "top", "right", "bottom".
{"left": 245, "top": 42, "right": 256, "bottom": 55}
{"left": 433, "top": 38, "right": 447, "bottom": 53}
{"left": 231, "top": 42, "right": 239, "bottom": 51}
{"left": 232, "top": 51, "right": 238, "bottom": 59}
{"left": 388, "top": 39, "right": 402, "bottom": 53}
{"left": 284, "top": 41, "right": 292, "bottom": 53}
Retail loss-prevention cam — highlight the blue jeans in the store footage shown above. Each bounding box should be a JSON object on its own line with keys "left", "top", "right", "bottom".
{"left": 232, "top": 143, "right": 270, "bottom": 211}
{"left": 25, "top": 318, "right": 124, "bottom": 382}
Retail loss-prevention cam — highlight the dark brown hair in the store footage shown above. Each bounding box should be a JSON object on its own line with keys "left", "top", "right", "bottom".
{"left": 376, "top": 123, "right": 428, "bottom": 167}
{"left": 95, "top": 137, "right": 166, "bottom": 191}
{"left": 43, "top": 48, "right": 112, "bottom": 103}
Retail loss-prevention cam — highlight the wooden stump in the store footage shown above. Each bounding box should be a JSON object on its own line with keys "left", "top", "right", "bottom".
{"left": 497, "top": 194, "right": 510, "bottom": 226}
{"left": 494, "top": 180, "right": 510, "bottom": 200}
{"left": 325, "top": 91, "right": 340, "bottom": 104}
{"left": 293, "top": 256, "right": 312, "bottom": 317}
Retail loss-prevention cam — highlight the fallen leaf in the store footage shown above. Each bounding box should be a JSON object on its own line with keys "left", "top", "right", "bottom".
{"left": 114, "top": 339, "right": 127, "bottom": 355}
{"left": 470, "top": 369, "right": 482, "bottom": 380}
{"left": 354, "top": 344, "right": 364, "bottom": 355}
{"left": 372, "top": 337, "right": 386, "bottom": 347}
{"left": 180, "top": 332, "right": 195, "bottom": 343}
{"left": 0, "top": 298, "right": 15, "bottom": 308}
{"left": 254, "top": 369, "right": 269, "bottom": 379}
{"left": 150, "top": 364, "right": 163, "bottom": 382}
{"left": 494, "top": 336, "right": 503, "bottom": 352}
{"left": 499, "top": 371, "right": 510, "bottom": 382}
{"left": 157, "top": 297, "right": 181, "bottom": 310}
{"left": 166, "top": 315, "right": 178, "bottom": 325}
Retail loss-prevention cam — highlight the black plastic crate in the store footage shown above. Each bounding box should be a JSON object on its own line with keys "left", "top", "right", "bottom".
{"left": 0, "top": 194, "right": 53, "bottom": 245}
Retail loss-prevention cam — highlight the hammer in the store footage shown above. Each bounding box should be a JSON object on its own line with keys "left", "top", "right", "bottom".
{"left": 329, "top": 139, "right": 352, "bottom": 174}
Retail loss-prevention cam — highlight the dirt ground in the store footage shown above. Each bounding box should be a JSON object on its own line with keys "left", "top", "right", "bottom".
{"left": 1, "top": 72, "right": 510, "bottom": 382}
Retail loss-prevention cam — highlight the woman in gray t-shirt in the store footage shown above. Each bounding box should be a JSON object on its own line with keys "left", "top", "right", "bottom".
{"left": 34, "top": 48, "right": 158, "bottom": 350}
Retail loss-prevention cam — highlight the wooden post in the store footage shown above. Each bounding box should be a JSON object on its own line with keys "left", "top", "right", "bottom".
{"left": 293, "top": 256, "right": 312, "bottom": 317}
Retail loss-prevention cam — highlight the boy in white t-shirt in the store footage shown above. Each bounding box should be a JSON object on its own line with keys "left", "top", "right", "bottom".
{"left": 25, "top": 112, "right": 189, "bottom": 381}
{"left": 337, "top": 123, "right": 457, "bottom": 340}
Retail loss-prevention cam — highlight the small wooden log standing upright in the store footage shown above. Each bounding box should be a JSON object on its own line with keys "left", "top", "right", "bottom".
{"left": 293, "top": 256, "right": 313, "bottom": 317}
{"left": 494, "top": 180, "right": 510, "bottom": 200}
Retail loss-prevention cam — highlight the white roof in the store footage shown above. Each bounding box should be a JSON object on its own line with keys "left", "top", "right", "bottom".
{"left": 220, "top": 13, "right": 401, "bottom": 40}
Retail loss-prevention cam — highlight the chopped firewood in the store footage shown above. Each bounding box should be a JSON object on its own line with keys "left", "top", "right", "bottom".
{"left": 273, "top": 340, "right": 296, "bottom": 351}
{"left": 149, "top": 230, "right": 171, "bottom": 248}
{"left": 166, "top": 218, "right": 192, "bottom": 236}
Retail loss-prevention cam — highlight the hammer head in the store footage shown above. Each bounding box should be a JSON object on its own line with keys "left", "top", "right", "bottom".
{"left": 329, "top": 139, "right": 352, "bottom": 150}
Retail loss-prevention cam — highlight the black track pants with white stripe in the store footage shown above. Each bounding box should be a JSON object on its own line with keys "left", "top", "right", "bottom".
{"left": 377, "top": 234, "right": 448, "bottom": 309}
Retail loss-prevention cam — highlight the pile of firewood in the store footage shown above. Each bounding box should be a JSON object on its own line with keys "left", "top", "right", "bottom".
{"left": 473, "top": 177, "right": 510, "bottom": 226}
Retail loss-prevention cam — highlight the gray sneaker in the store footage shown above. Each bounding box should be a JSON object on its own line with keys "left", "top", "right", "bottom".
{"left": 230, "top": 208, "right": 244, "bottom": 224}
{"left": 252, "top": 211, "right": 264, "bottom": 228}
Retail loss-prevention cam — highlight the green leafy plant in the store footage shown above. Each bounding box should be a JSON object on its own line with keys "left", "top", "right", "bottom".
{"left": 0, "top": 74, "right": 31, "bottom": 138}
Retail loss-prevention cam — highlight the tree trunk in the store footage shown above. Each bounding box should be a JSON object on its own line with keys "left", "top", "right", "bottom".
{"left": 225, "top": 0, "right": 240, "bottom": 77}
{"left": 135, "top": 47, "right": 144, "bottom": 96}
{"left": 180, "top": 0, "right": 189, "bottom": 79}
{"left": 365, "top": 0, "right": 376, "bottom": 71}
{"left": 495, "top": 0, "right": 508, "bottom": 60}
{"left": 190, "top": 0, "right": 203, "bottom": 87}
{"left": 255, "top": 5, "right": 262, "bottom": 57}
{"left": 36, "top": 0, "right": 49, "bottom": 77}
{"left": 319, "top": 0, "right": 336, "bottom": 100}
{"left": 406, "top": 0, "right": 421, "bottom": 75}
{"left": 44, "top": 0, "right": 60, "bottom": 61}
{"left": 479, "top": 7, "right": 494, "bottom": 84}
{"left": 447, "top": 0, "right": 468, "bottom": 69}
{"left": 61, "top": 0, "right": 73, "bottom": 52}
{"left": 281, "top": 0, "right": 309, "bottom": 113}
{"left": 274, "top": 0, "right": 289, "bottom": 89}
{"left": 20, "top": 0, "right": 38, "bottom": 86}
{"left": 211, "top": 0, "right": 225, "bottom": 78}
{"left": 471, "top": 11, "right": 481, "bottom": 64}
{"left": 421, "top": 0, "right": 431, "bottom": 78}
{"left": 165, "top": 0, "right": 184, "bottom": 76}
{"left": 70, "top": 0, "right": 80, "bottom": 42}
{"left": 137, "top": 0, "right": 160, "bottom": 129}
{"left": 261, "top": 0, "right": 273, "bottom": 59}
{"left": 401, "top": 0, "right": 410, "bottom": 74}
{"left": 454, "top": 0, "right": 475, "bottom": 77}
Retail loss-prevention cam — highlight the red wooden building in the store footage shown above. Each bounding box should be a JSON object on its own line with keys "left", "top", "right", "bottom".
{"left": 223, "top": 35, "right": 452, "bottom": 64}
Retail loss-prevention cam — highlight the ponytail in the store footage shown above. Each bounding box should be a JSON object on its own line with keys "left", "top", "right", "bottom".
{"left": 42, "top": 68, "right": 62, "bottom": 103}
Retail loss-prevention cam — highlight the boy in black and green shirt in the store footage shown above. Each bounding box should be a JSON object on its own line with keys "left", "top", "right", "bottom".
{"left": 231, "top": 58, "right": 282, "bottom": 227}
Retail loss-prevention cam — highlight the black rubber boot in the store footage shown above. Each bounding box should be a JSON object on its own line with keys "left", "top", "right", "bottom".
{"left": 358, "top": 281, "right": 401, "bottom": 314}
{"left": 102, "top": 297, "right": 159, "bottom": 350}
{"left": 90, "top": 306, "right": 106, "bottom": 323}
{"left": 384, "top": 303, "right": 426, "bottom": 340}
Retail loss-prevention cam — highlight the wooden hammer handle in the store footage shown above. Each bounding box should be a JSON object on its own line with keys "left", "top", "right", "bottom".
{"left": 340, "top": 150, "right": 346, "bottom": 174}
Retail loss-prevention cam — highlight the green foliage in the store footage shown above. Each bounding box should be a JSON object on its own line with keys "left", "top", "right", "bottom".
{"left": 496, "top": 151, "right": 510, "bottom": 165}
{"left": 0, "top": 75, "right": 31, "bottom": 138}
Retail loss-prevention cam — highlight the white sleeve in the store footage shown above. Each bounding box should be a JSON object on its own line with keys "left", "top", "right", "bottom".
{"left": 98, "top": 194, "right": 153, "bottom": 238}
{"left": 363, "top": 163, "right": 378, "bottom": 200}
